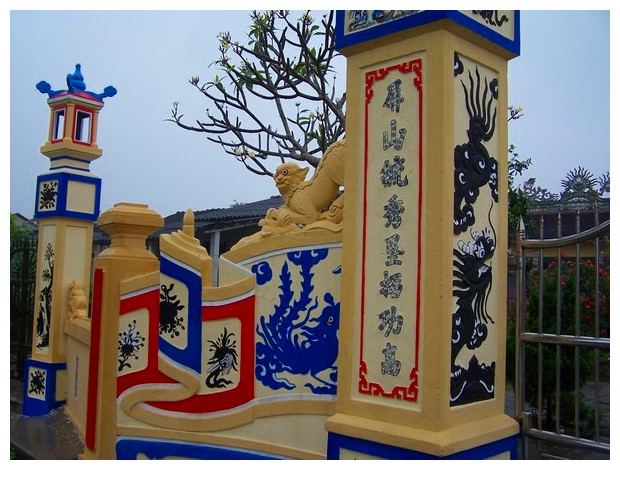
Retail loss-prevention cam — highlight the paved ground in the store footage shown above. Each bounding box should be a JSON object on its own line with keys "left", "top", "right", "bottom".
{"left": 10, "top": 378, "right": 84, "bottom": 460}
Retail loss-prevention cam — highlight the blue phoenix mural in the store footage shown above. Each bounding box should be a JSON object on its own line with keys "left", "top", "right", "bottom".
{"left": 253, "top": 249, "right": 341, "bottom": 395}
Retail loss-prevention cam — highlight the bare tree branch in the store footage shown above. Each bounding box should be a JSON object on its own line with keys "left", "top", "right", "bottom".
{"left": 168, "top": 10, "right": 345, "bottom": 176}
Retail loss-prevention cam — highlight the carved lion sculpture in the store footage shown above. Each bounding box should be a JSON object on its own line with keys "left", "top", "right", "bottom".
{"left": 231, "top": 140, "right": 345, "bottom": 250}
{"left": 68, "top": 280, "right": 88, "bottom": 321}
{"left": 262, "top": 139, "right": 345, "bottom": 229}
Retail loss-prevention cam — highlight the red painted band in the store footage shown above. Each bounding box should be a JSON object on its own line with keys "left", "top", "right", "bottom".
{"left": 85, "top": 268, "right": 104, "bottom": 451}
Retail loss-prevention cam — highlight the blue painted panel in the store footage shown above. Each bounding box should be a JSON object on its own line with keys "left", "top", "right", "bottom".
{"left": 327, "top": 432, "right": 518, "bottom": 459}
{"left": 116, "top": 437, "right": 287, "bottom": 460}
{"left": 336, "top": 10, "right": 520, "bottom": 56}
{"left": 158, "top": 254, "right": 203, "bottom": 373}
{"left": 22, "top": 359, "right": 66, "bottom": 416}
{"left": 34, "top": 171, "right": 101, "bottom": 221}
{"left": 254, "top": 248, "right": 341, "bottom": 395}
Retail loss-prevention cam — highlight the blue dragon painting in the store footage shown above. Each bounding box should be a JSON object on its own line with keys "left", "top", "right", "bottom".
{"left": 253, "top": 248, "right": 340, "bottom": 395}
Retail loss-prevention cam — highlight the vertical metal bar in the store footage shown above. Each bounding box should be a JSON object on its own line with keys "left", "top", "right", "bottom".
{"left": 17, "top": 236, "right": 34, "bottom": 380}
{"left": 594, "top": 207, "right": 601, "bottom": 442}
{"left": 537, "top": 214, "right": 544, "bottom": 430}
{"left": 574, "top": 209, "right": 581, "bottom": 438}
{"left": 522, "top": 411, "right": 532, "bottom": 460}
{"left": 555, "top": 213, "right": 562, "bottom": 434}
{"left": 17, "top": 238, "right": 28, "bottom": 377}
{"left": 210, "top": 230, "right": 221, "bottom": 288}
{"left": 515, "top": 218, "right": 526, "bottom": 419}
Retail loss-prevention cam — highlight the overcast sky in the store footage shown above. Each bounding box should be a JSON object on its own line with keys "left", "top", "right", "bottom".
{"left": 7, "top": 3, "right": 616, "bottom": 220}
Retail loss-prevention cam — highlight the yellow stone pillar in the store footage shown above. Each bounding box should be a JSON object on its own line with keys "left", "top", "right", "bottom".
{"left": 81, "top": 202, "right": 163, "bottom": 460}
{"left": 326, "top": 10, "right": 520, "bottom": 459}
{"left": 23, "top": 65, "right": 116, "bottom": 417}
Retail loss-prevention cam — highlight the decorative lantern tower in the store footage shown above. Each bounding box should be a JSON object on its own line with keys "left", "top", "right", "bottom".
{"left": 23, "top": 64, "right": 116, "bottom": 416}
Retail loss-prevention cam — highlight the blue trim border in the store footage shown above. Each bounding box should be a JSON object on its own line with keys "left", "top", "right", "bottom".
{"left": 159, "top": 254, "right": 203, "bottom": 373}
{"left": 327, "top": 432, "right": 518, "bottom": 459}
{"left": 34, "top": 171, "right": 101, "bottom": 221}
{"left": 116, "top": 436, "right": 286, "bottom": 460}
{"left": 336, "top": 10, "right": 520, "bottom": 56}
{"left": 22, "top": 359, "right": 67, "bottom": 416}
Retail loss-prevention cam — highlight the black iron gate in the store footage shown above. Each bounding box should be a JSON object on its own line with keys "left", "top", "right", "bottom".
{"left": 10, "top": 235, "right": 37, "bottom": 380}
{"left": 514, "top": 214, "right": 610, "bottom": 459}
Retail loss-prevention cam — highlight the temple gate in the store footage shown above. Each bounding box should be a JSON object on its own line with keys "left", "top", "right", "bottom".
{"left": 22, "top": 10, "right": 521, "bottom": 460}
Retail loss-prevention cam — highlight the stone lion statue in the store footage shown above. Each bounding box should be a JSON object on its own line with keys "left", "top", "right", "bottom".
{"left": 68, "top": 280, "right": 89, "bottom": 321}
{"left": 232, "top": 140, "right": 345, "bottom": 249}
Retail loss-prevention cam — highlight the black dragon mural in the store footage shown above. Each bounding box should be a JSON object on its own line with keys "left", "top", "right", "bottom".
{"left": 472, "top": 10, "right": 509, "bottom": 27}
{"left": 451, "top": 55, "right": 498, "bottom": 406}
{"left": 451, "top": 220, "right": 496, "bottom": 405}
{"left": 453, "top": 60, "right": 499, "bottom": 235}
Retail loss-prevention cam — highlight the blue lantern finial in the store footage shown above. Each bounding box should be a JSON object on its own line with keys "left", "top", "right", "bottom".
{"left": 66, "top": 63, "right": 87, "bottom": 92}
{"left": 36, "top": 63, "right": 117, "bottom": 100}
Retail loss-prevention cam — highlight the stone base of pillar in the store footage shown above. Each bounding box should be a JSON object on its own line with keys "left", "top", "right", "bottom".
{"left": 22, "top": 359, "right": 66, "bottom": 416}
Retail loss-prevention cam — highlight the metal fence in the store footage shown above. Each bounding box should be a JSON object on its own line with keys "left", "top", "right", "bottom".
{"left": 10, "top": 235, "right": 37, "bottom": 380}
{"left": 515, "top": 212, "right": 610, "bottom": 459}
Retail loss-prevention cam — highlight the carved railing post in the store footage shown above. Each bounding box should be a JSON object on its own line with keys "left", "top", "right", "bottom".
{"left": 81, "top": 202, "right": 162, "bottom": 460}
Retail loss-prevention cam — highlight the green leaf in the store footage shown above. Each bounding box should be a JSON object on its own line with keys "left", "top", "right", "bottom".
{"left": 294, "top": 63, "right": 306, "bottom": 76}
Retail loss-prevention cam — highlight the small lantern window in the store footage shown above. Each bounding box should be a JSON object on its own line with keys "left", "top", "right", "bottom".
{"left": 52, "top": 108, "right": 66, "bottom": 141}
{"left": 74, "top": 109, "right": 92, "bottom": 144}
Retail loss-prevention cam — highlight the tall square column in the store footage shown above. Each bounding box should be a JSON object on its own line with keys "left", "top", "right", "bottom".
{"left": 326, "top": 10, "right": 520, "bottom": 459}
{"left": 23, "top": 64, "right": 116, "bottom": 417}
